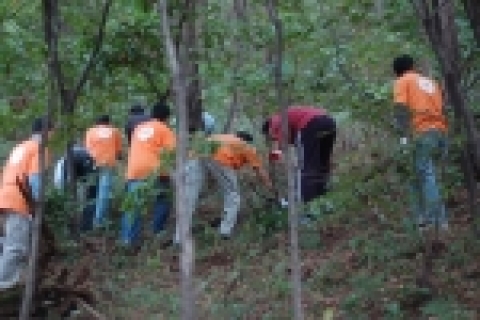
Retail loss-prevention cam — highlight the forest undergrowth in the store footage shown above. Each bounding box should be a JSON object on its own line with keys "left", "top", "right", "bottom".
{"left": 58, "top": 141, "right": 480, "bottom": 320}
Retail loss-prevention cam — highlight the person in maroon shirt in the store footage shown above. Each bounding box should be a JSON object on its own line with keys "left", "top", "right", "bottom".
{"left": 262, "top": 106, "right": 337, "bottom": 203}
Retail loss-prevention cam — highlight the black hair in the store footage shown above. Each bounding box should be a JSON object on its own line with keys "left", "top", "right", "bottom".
{"left": 261, "top": 119, "right": 270, "bottom": 136}
{"left": 393, "top": 54, "right": 415, "bottom": 77}
{"left": 151, "top": 102, "right": 171, "bottom": 121}
{"left": 32, "top": 116, "right": 53, "bottom": 134}
{"left": 96, "top": 114, "right": 110, "bottom": 125}
{"left": 130, "top": 104, "right": 144, "bottom": 114}
{"left": 235, "top": 131, "right": 254, "bottom": 143}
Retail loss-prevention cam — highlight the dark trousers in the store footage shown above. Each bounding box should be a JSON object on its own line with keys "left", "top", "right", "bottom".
{"left": 81, "top": 178, "right": 99, "bottom": 232}
{"left": 299, "top": 115, "right": 337, "bottom": 203}
{"left": 121, "top": 177, "right": 172, "bottom": 246}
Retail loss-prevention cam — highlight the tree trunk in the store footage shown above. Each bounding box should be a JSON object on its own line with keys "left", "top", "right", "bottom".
{"left": 176, "top": 0, "right": 202, "bottom": 132}
{"left": 19, "top": 2, "right": 56, "bottom": 317}
{"left": 412, "top": 0, "right": 480, "bottom": 201}
{"left": 266, "top": 0, "right": 304, "bottom": 319}
{"left": 159, "top": 1, "right": 195, "bottom": 319}
{"left": 414, "top": 0, "right": 480, "bottom": 159}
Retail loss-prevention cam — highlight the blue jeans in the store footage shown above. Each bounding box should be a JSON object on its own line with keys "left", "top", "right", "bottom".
{"left": 94, "top": 167, "right": 113, "bottom": 227}
{"left": 120, "top": 178, "right": 172, "bottom": 246}
{"left": 409, "top": 130, "right": 448, "bottom": 226}
{"left": 81, "top": 203, "right": 95, "bottom": 232}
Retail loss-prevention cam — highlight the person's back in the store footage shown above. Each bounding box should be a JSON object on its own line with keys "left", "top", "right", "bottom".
{"left": 85, "top": 117, "right": 122, "bottom": 167}
{"left": 0, "top": 139, "right": 41, "bottom": 215}
{"left": 286, "top": 106, "right": 327, "bottom": 131}
{"left": 209, "top": 134, "right": 260, "bottom": 170}
{"left": 126, "top": 119, "right": 176, "bottom": 180}
{"left": 268, "top": 106, "right": 327, "bottom": 142}
{"left": 394, "top": 71, "right": 446, "bottom": 133}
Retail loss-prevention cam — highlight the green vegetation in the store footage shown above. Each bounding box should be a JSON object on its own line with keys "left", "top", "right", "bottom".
{"left": 1, "top": 0, "right": 479, "bottom": 319}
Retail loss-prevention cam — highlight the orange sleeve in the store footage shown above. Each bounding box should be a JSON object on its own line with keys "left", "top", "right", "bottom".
{"left": 393, "top": 77, "right": 409, "bottom": 105}
{"left": 25, "top": 144, "right": 38, "bottom": 175}
{"left": 159, "top": 125, "right": 176, "bottom": 150}
{"left": 433, "top": 82, "right": 443, "bottom": 111}
{"left": 84, "top": 128, "right": 94, "bottom": 152}
{"left": 26, "top": 143, "right": 49, "bottom": 175}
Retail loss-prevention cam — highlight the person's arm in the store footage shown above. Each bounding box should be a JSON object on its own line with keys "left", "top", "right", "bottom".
{"left": 393, "top": 103, "right": 411, "bottom": 137}
{"left": 244, "top": 146, "right": 273, "bottom": 189}
{"left": 393, "top": 78, "right": 411, "bottom": 138}
{"left": 271, "top": 140, "right": 280, "bottom": 150}
{"left": 254, "top": 166, "right": 273, "bottom": 189}
{"left": 162, "top": 125, "right": 176, "bottom": 151}
{"left": 115, "top": 129, "right": 123, "bottom": 160}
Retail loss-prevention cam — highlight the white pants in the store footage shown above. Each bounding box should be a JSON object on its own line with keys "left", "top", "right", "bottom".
{"left": 0, "top": 213, "right": 31, "bottom": 290}
{"left": 175, "top": 159, "right": 240, "bottom": 243}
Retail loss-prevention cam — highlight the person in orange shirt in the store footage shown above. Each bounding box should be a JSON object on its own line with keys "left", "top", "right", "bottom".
{"left": 0, "top": 117, "right": 53, "bottom": 289}
{"left": 85, "top": 115, "right": 122, "bottom": 228}
{"left": 174, "top": 131, "right": 272, "bottom": 244}
{"left": 393, "top": 54, "right": 448, "bottom": 230}
{"left": 121, "top": 103, "right": 175, "bottom": 246}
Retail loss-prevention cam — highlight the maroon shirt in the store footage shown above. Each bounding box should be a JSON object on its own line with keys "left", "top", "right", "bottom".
{"left": 269, "top": 106, "right": 326, "bottom": 141}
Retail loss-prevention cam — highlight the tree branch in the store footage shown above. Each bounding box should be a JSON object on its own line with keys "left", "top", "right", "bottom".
{"left": 43, "top": 0, "right": 69, "bottom": 107}
{"left": 75, "top": 298, "right": 107, "bottom": 320}
{"left": 140, "top": 67, "right": 163, "bottom": 99}
{"left": 71, "top": 0, "right": 114, "bottom": 107}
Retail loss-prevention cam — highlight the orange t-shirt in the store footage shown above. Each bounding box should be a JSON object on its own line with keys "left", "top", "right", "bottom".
{"left": 210, "top": 134, "right": 262, "bottom": 170}
{"left": 126, "top": 119, "right": 176, "bottom": 180}
{"left": 85, "top": 124, "right": 122, "bottom": 166}
{"left": 393, "top": 71, "right": 447, "bottom": 133}
{"left": 0, "top": 139, "right": 48, "bottom": 215}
